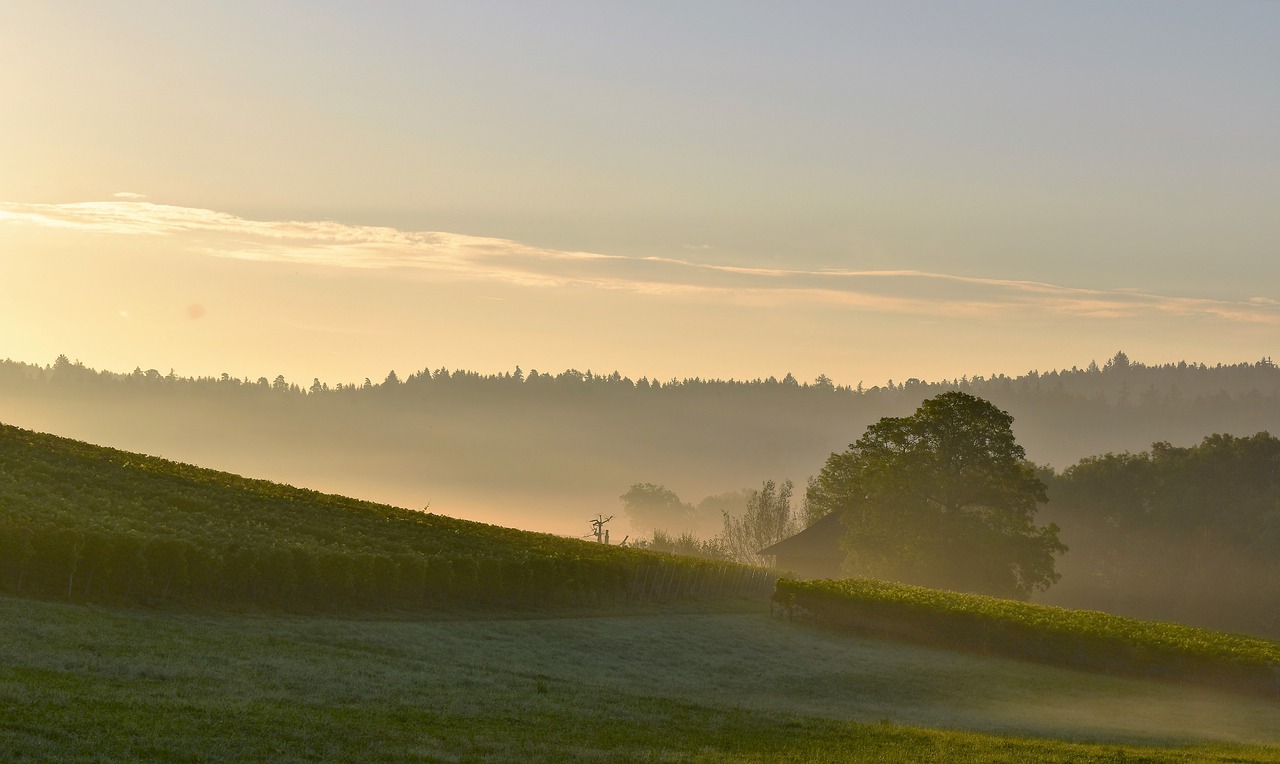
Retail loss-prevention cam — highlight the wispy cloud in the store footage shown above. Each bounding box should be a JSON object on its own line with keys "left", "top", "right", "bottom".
{"left": 3, "top": 199, "right": 1278, "bottom": 325}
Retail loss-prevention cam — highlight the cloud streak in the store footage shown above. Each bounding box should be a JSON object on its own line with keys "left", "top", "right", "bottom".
{"left": 3, "top": 200, "right": 1278, "bottom": 325}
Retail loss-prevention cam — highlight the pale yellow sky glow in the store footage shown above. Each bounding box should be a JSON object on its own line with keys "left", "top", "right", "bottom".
{"left": 2, "top": 198, "right": 1277, "bottom": 388}
{"left": 2, "top": 3, "right": 1277, "bottom": 389}
{"left": 5, "top": 200, "right": 1277, "bottom": 325}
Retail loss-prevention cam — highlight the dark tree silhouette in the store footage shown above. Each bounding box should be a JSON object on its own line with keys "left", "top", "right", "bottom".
{"left": 808, "top": 392, "right": 1065, "bottom": 599}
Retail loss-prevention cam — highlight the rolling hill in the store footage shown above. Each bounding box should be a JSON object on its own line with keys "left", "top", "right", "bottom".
{"left": 1, "top": 422, "right": 1278, "bottom": 761}
{"left": 0, "top": 422, "right": 771, "bottom": 612}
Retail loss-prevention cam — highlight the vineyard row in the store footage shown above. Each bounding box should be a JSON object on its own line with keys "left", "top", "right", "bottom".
{"left": 0, "top": 520, "right": 776, "bottom": 612}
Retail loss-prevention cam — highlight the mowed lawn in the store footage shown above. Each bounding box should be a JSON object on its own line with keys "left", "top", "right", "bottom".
{"left": 1, "top": 595, "right": 1277, "bottom": 762}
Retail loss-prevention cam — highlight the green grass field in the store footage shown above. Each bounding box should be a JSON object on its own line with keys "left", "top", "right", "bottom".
{"left": 0, "top": 422, "right": 771, "bottom": 612}
{"left": 3, "top": 422, "right": 1279, "bottom": 761}
{"left": 2, "top": 594, "right": 1278, "bottom": 762}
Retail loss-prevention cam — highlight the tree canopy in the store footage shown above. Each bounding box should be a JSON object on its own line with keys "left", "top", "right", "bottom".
{"left": 807, "top": 391, "right": 1064, "bottom": 599}
{"left": 1044, "top": 432, "right": 1280, "bottom": 636}
{"left": 618, "top": 483, "right": 695, "bottom": 533}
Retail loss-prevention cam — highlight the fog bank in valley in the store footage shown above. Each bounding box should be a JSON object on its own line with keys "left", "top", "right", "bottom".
{"left": 4, "top": 352, "right": 1278, "bottom": 536}
{"left": 4, "top": 352, "right": 1279, "bottom": 636}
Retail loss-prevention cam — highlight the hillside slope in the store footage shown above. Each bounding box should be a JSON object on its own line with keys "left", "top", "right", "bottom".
{"left": 0, "top": 422, "right": 771, "bottom": 611}
{"left": 2, "top": 424, "right": 1278, "bottom": 760}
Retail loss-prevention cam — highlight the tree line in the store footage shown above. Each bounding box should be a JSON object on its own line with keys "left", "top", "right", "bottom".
{"left": 4, "top": 352, "right": 1280, "bottom": 635}
{"left": 10, "top": 350, "right": 1279, "bottom": 400}
{"left": 6, "top": 353, "right": 1280, "bottom": 477}
{"left": 626, "top": 392, "right": 1280, "bottom": 638}
{"left": 1042, "top": 432, "right": 1280, "bottom": 637}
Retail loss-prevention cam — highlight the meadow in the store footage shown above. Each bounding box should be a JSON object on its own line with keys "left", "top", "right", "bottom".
{"left": 2, "top": 595, "right": 1279, "bottom": 762}
{"left": 3, "top": 421, "right": 1280, "bottom": 761}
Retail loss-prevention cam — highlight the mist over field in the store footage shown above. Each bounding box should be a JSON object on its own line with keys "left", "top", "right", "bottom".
{"left": 6, "top": 3, "right": 1280, "bottom": 759}
{"left": 4, "top": 352, "right": 1280, "bottom": 638}
{"left": 4, "top": 353, "right": 1277, "bottom": 532}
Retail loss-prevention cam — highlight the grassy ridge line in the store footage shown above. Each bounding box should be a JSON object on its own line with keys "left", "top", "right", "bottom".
{"left": 0, "top": 422, "right": 774, "bottom": 611}
{"left": 773, "top": 578, "right": 1280, "bottom": 696}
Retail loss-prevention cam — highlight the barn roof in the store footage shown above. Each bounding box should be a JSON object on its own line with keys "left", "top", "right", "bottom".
{"left": 758, "top": 510, "right": 845, "bottom": 557}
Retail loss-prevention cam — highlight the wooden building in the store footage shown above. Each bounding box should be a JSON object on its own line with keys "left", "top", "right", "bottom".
{"left": 758, "top": 511, "right": 846, "bottom": 579}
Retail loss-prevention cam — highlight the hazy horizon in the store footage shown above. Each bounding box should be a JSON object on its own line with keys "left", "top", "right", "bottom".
{"left": 7, "top": 350, "right": 1280, "bottom": 538}
{"left": 5, "top": 345, "right": 1251, "bottom": 393}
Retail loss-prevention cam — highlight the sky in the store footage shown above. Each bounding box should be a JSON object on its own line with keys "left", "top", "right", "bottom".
{"left": 3, "top": 1, "right": 1279, "bottom": 388}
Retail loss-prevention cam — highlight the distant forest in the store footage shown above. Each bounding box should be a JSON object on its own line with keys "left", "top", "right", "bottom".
{"left": 3, "top": 351, "right": 1279, "bottom": 537}
{"left": 3, "top": 351, "right": 1279, "bottom": 636}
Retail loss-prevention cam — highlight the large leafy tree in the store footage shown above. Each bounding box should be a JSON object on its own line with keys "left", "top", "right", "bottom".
{"left": 807, "top": 391, "right": 1064, "bottom": 599}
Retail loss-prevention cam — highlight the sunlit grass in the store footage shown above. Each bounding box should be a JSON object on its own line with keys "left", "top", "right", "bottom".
{"left": 1, "top": 595, "right": 1277, "bottom": 762}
